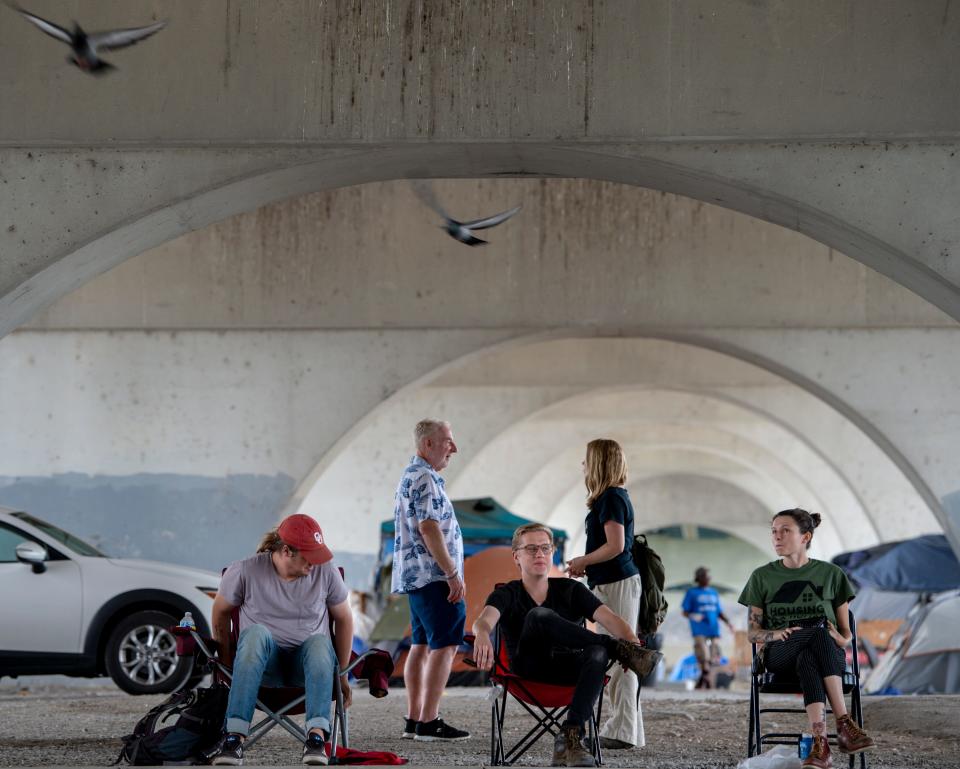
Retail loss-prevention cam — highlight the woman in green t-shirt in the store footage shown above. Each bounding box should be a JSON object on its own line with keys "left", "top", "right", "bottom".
{"left": 739, "top": 509, "right": 875, "bottom": 769}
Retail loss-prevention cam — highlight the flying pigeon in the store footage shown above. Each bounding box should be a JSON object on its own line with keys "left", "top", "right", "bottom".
{"left": 6, "top": 2, "right": 166, "bottom": 75}
{"left": 412, "top": 180, "right": 522, "bottom": 246}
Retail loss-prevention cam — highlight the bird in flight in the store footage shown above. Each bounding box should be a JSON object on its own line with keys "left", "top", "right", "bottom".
{"left": 6, "top": 2, "right": 166, "bottom": 75}
{"left": 412, "top": 180, "right": 522, "bottom": 246}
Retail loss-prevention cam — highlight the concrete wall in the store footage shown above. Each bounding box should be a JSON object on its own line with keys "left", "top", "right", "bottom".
{"left": 4, "top": 1, "right": 960, "bottom": 337}
{"left": 23, "top": 180, "right": 951, "bottom": 330}
{"left": 2, "top": 179, "right": 955, "bottom": 580}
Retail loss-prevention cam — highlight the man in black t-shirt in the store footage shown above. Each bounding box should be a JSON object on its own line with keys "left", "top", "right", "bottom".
{"left": 472, "top": 524, "right": 661, "bottom": 768}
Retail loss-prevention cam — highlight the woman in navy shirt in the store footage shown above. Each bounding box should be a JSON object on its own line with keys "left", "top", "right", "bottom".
{"left": 566, "top": 439, "right": 644, "bottom": 751}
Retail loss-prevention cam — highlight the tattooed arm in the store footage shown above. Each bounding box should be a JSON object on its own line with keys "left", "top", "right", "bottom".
{"left": 747, "top": 605, "right": 799, "bottom": 644}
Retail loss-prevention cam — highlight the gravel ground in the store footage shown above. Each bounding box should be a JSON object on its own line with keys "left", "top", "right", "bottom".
{"left": 0, "top": 680, "right": 957, "bottom": 767}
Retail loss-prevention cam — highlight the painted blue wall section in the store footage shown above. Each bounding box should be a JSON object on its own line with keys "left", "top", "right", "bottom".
{"left": 0, "top": 473, "right": 377, "bottom": 589}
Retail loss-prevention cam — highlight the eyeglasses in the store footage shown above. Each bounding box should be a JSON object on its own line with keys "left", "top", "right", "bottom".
{"left": 517, "top": 544, "right": 554, "bottom": 556}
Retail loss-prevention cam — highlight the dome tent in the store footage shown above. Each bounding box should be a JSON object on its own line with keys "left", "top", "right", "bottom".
{"left": 865, "top": 591, "right": 960, "bottom": 695}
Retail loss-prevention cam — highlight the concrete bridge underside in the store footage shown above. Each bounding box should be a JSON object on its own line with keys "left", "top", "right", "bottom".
{"left": 1, "top": 1, "right": 959, "bottom": 570}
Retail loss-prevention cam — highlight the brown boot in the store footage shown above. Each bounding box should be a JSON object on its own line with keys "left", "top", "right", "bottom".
{"left": 802, "top": 734, "right": 833, "bottom": 769}
{"left": 556, "top": 725, "right": 596, "bottom": 768}
{"left": 836, "top": 714, "right": 875, "bottom": 754}
{"left": 551, "top": 730, "right": 568, "bottom": 767}
{"left": 613, "top": 639, "right": 662, "bottom": 678}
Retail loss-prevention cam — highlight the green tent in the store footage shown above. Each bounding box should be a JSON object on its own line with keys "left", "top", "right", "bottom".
{"left": 380, "top": 496, "right": 567, "bottom": 554}
{"left": 371, "top": 497, "right": 568, "bottom": 643}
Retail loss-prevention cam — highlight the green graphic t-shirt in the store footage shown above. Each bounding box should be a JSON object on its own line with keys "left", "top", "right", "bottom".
{"left": 738, "top": 558, "right": 855, "bottom": 630}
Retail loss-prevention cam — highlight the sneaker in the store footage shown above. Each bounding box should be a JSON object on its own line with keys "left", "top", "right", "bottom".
{"left": 302, "top": 732, "right": 328, "bottom": 766}
{"left": 558, "top": 725, "right": 596, "bottom": 768}
{"left": 802, "top": 735, "right": 833, "bottom": 769}
{"left": 613, "top": 639, "right": 663, "bottom": 678}
{"left": 836, "top": 714, "right": 875, "bottom": 754}
{"left": 414, "top": 717, "right": 470, "bottom": 741}
{"left": 402, "top": 716, "right": 419, "bottom": 739}
{"left": 210, "top": 733, "right": 244, "bottom": 766}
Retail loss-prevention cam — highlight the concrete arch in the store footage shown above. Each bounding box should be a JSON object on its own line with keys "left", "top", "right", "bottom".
{"left": 294, "top": 333, "right": 938, "bottom": 560}
{"left": 508, "top": 444, "right": 799, "bottom": 531}
{"left": 559, "top": 473, "right": 778, "bottom": 560}
{"left": 449, "top": 386, "right": 872, "bottom": 532}
{"left": 5, "top": 141, "right": 960, "bottom": 340}
{"left": 487, "top": 436, "right": 844, "bottom": 560}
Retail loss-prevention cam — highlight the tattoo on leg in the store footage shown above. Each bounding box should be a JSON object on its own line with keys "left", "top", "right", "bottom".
{"left": 811, "top": 720, "right": 826, "bottom": 737}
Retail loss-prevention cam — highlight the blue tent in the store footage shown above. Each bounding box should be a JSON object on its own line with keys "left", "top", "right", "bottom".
{"left": 834, "top": 535, "right": 960, "bottom": 593}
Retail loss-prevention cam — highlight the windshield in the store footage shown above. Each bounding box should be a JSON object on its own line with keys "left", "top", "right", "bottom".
{"left": 11, "top": 512, "right": 105, "bottom": 557}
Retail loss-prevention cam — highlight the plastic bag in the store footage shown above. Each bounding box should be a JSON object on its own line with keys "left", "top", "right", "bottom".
{"left": 736, "top": 745, "right": 802, "bottom": 769}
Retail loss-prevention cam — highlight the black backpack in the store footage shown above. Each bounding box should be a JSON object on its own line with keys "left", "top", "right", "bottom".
{"left": 116, "top": 684, "right": 229, "bottom": 765}
{"left": 632, "top": 534, "right": 668, "bottom": 635}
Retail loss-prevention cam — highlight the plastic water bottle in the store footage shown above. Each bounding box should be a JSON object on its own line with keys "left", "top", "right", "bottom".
{"left": 799, "top": 733, "right": 813, "bottom": 759}
{"left": 179, "top": 611, "right": 197, "bottom": 631}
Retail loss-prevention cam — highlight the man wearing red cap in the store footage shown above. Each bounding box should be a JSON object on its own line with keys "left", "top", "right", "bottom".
{"left": 209, "top": 514, "right": 353, "bottom": 767}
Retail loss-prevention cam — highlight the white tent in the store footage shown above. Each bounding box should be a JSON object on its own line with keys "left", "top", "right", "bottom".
{"left": 865, "top": 591, "right": 960, "bottom": 695}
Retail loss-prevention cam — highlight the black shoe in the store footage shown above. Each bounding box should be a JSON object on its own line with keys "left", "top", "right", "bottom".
{"left": 414, "top": 717, "right": 470, "bottom": 741}
{"left": 302, "top": 733, "right": 329, "bottom": 766}
{"left": 402, "top": 716, "right": 420, "bottom": 739}
{"left": 210, "top": 733, "right": 244, "bottom": 766}
{"left": 598, "top": 736, "right": 634, "bottom": 750}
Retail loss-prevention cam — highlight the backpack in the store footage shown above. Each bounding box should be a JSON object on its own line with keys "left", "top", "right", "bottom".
{"left": 632, "top": 534, "right": 668, "bottom": 635}
{"left": 115, "top": 684, "right": 229, "bottom": 765}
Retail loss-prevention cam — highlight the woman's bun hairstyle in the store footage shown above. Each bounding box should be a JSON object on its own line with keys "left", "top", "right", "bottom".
{"left": 810, "top": 512, "right": 822, "bottom": 528}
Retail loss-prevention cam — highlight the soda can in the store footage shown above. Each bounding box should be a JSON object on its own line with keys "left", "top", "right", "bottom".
{"left": 799, "top": 734, "right": 814, "bottom": 759}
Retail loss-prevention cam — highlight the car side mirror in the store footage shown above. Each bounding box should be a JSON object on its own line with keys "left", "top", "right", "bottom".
{"left": 16, "top": 541, "right": 49, "bottom": 574}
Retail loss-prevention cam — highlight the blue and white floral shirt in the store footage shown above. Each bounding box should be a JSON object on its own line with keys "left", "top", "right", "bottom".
{"left": 391, "top": 455, "right": 464, "bottom": 594}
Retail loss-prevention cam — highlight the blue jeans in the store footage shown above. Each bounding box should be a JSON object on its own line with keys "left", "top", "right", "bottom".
{"left": 225, "top": 624, "right": 337, "bottom": 737}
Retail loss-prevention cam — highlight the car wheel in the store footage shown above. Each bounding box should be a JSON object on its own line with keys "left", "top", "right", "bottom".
{"left": 104, "top": 609, "right": 193, "bottom": 695}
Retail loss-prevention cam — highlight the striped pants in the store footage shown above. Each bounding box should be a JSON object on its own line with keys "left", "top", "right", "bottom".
{"left": 763, "top": 626, "right": 845, "bottom": 706}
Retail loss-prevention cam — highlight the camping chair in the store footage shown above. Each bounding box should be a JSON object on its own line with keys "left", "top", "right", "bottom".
{"left": 474, "top": 621, "right": 611, "bottom": 766}
{"left": 747, "top": 610, "right": 867, "bottom": 769}
{"left": 174, "top": 568, "right": 393, "bottom": 763}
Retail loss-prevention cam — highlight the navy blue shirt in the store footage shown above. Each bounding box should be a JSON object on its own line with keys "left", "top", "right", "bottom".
{"left": 584, "top": 487, "right": 640, "bottom": 588}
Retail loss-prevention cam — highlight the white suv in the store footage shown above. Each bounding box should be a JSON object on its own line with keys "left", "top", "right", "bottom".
{"left": 0, "top": 507, "right": 219, "bottom": 694}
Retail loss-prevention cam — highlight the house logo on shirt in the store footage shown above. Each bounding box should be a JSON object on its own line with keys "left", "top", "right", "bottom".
{"left": 767, "top": 581, "right": 827, "bottom": 623}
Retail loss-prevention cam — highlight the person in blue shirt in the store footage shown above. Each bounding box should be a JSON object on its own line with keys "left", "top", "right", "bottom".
{"left": 681, "top": 567, "right": 733, "bottom": 689}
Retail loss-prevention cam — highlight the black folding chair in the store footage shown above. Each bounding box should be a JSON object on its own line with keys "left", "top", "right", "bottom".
{"left": 174, "top": 568, "right": 393, "bottom": 763}
{"left": 747, "top": 609, "right": 867, "bottom": 769}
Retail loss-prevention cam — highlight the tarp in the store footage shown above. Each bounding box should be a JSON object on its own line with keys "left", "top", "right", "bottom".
{"left": 865, "top": 591, "right": 960, "bottom": 695}
{"left": 849, "top": 585, "right": 921, "bottom": 621}
{"left": 833, "top": 535, "right": 960, "bottom": 593}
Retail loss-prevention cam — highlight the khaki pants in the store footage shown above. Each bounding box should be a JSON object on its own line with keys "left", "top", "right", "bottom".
{"left": 593, "top": 574, "right": 644, "bottom": 747}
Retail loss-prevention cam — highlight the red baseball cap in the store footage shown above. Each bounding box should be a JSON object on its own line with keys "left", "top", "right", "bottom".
{"left": 277, "top": 514, "right": 333, "bottom": 565}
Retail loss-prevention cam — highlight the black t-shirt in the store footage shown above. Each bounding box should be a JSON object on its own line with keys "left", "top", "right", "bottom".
{"left": 485, "top": 578, "right": 604, "bottom": 664}
{"left": 584, "top": 487, "right": 639, "bottom": 587}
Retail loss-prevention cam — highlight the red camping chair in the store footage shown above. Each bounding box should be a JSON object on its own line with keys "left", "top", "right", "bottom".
{"left": 481, "top": 622, "right": 610, "bottom": 766}
{"left": 175, "top": 568, "right": 393, "bottom": 762}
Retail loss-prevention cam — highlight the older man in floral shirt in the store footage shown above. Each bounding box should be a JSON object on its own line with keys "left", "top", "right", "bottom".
{"left": 392, "top": 419, "right": 469, "bottom": 743}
